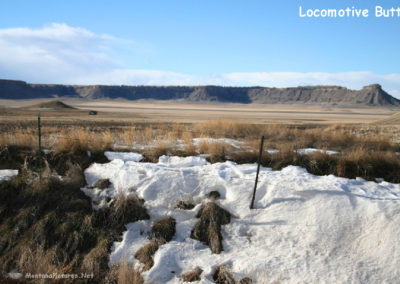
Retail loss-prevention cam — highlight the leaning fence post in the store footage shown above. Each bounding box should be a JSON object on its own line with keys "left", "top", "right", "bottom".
{"left": 38, "top": 112, "right": 42, "bottom": 183}
{"left": 250, "top": 135, "right": 264, "bottom": 209}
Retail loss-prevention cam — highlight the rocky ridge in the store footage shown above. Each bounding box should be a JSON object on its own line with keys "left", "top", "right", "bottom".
{"left": 0, "top": 79, "right": 398, "bottom": 107}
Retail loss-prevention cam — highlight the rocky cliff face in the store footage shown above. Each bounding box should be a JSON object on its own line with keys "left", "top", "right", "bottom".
{"left": 0, "top": 79, "right": 398, "bottom": 107}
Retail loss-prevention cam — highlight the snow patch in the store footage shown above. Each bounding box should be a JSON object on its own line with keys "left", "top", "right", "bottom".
{"left": 193, "top": 138, "right": 244, "bottom": 149}
{"left": 82, "top": 154, "right": 400, "bottom": 283}
{"left": 296, "top": 148, "right": 339, "bottom": 155}
{"left": 0, "top": 169, "right": 18, "bottom": 183}
{"left": 104, "top": 151, "right": 143, "bottom": 162}
{"left": 158, "top": 155, "right": 208, "bottom": 167}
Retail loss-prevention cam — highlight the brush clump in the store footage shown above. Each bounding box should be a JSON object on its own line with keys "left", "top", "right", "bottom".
{"left": 191, "top": 202, "right": 231, "bottom": 254}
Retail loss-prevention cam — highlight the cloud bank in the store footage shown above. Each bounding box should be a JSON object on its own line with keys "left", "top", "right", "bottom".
{"left": 0, "top": 23, "right": 399, "bottom": 98}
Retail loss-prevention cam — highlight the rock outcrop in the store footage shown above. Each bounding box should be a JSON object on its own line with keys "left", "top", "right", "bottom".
{"left": 1, "top": 79, "right": 398, "bottom": 107}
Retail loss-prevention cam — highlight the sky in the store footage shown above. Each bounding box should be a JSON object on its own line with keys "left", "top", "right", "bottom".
{"left": 0, "top": 0, "right": 399, "bottom": 97}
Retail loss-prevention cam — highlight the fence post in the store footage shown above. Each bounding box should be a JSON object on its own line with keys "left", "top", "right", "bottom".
{"left": 38, "top": 112, "right": 42, "bottom": 183}
{"left": 250, "top": 135, "right": 264, "bottom": 209}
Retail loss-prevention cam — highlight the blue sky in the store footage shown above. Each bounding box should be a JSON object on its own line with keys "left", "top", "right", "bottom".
{"left": 0, "top": 0, "right": 399, "bottom": 97}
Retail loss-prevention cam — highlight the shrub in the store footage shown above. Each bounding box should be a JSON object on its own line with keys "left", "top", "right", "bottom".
{"left": 151, "top": 217, "right": 176, "bottom": 243}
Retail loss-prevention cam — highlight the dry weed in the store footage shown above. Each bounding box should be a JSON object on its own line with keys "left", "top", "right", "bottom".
{"left": 116, "top": 261, "right": 144, "bottom": 284}
{"left": 82, "top": 239, "right": 109, "bottom": 277}
{"left": 135, "top": 240, "right": 160, "bottom": 271}
{"left": 18, "top": 244, "right": 61, "bottom": 276}
{"left": 193, "top": 119, "right": 261, "bottom": 138}
{"left": 123, "top": 127, "right": 136, "bottom": 146}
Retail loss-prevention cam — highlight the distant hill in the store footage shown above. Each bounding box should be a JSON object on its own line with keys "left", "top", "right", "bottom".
{"left": 26, "top": 100, "right": 75, "bottom": 110}
{"left": 1, "top": 79, "right": 399, "bottom": 107}
{"left": 375, "top": 112, "right": 400, "bottom": 124}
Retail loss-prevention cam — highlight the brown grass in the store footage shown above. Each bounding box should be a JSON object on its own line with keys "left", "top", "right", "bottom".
{"left": 1, "top": 119, "right": 398, "bottom": 153}
{"left": 122, "top": 127, "right": 136, "bottom": 147}
{"left": 193, "top": 118, "right": 261, "bottom": 138}
{"left": 54, "top": 128, "right": 112, "bottom": 153}
{"left": 0, "top": 151, "right": 151, "bottom": 283}
{"left": 82, "top": 239, "right": 110, "bottom": 278}
{"left": 191, "top": 202, "right": 231, "bottom": 254}
{"left": 143, "top": 140, "right": 172, "bottom": 162}
{"left": 213, "top": 265, "right": 239, "bottom": 284}
{"left": 335, "top": 148, "right": 400, "bottom": 181}
{"left": 0, "top": 118, "right": 399, "bottom": 283}
{"left": 181, "top": 268, "right": 203, "bottom": 282}
{"left": 0, "top": 127, "right": 37, "bottom": 149}
{"left": 151, "top": 217, "right": 176, "bottom": 243}
{"left": 208, "top": 142, "right": 230, "bottom": 163}
{"left": 111, "top": 194, "right": 150, "bottom": 226}
{"left": 103, "top": 260, "right": 144, "bottom": 284}
{"left": 1, "top": 119, "right": 399, "bottom": 181}
{"left": 17, "top": 245, "right": 62, "bottom": 276}
{"left": 116, "top": 261, "right": 144, "bottom": 284}
{"left": 135, "top": 240, "right": 160, "bottom": 271}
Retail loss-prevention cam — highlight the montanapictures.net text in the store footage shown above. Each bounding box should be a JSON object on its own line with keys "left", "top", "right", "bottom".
{"left": 25, "top": 273, "right": 94, "bottom": 279}
{"left": 299, "top": 6, "right": 400, "bottom": 18}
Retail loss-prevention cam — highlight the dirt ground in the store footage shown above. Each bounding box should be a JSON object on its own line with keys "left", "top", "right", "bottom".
{"left": 0, "top": 99, "right": 397, "bottom": 125}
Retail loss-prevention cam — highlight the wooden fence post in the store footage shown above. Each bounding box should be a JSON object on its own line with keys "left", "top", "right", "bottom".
{"left": 38, "top": 112, "right": 42, "bottom": 183}
{"left": 250, "top": 135, "right": 264, "bottom": 209}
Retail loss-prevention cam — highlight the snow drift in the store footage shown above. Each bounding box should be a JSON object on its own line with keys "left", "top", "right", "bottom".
{"left": 82, "top": 152, "right": 400, "bottom": 283}
{"left": 0, "top": 169, "right": 18, "bottom": 183}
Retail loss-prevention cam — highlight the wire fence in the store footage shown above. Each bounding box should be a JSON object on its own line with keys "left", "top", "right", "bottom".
{"left": 1, "top": 115, "right": 304, "bottom": 141}
{"left": 2, "top": 123, "right": 269, "bottom": 151}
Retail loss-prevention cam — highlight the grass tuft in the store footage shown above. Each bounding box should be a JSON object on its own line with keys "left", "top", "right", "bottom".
{"left": 134, "top": 240, "right": 160, "bottom": 271}
{"left": 151, "top": 217, "right": 176, "bottom": 243}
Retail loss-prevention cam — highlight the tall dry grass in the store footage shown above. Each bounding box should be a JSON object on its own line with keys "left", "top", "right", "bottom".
{"left": 18, "top": 245, "right": 62, "bottom": 276}
{"left": 0, "top": 127, "right": 37, "bottom": 148}
{"left": 122, "top": 127, "right": 136, "bottom": 147}
{"left": 193, "top": 118, "right": 262, "bottom": 138}
{"left": 2, "top": 119, "right": 397, "bottom": 154}
{"left": 116, "top": 261, "right": 143, "bottom": 284}
{"left": 53, "top": 128, "right": 112, "bottom": 153}
{"left": 1, "top": 119, "right": 399, "bottom": 182}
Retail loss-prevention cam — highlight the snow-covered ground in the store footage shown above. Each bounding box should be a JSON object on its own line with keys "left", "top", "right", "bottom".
{"left": 104, "top": 151, "right": 143, "bottom": 162}
{"left": 82, "top": 152, "right": 400, "bottom": 283}
{"left": 0, "top": 169, "right": 18, "bottom": 183}
{"left": 296, "top": 148, "right": 339, "bottom": 155}
{"left": 114, "top": 137, "right": 341, "bottom": 158}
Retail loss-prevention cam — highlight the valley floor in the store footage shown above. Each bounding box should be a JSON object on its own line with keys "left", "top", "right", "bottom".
{"left": 0, "top": 99, "right": 397, "bottom": 124}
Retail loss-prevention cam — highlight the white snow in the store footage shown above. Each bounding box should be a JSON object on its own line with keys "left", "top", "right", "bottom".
{"left": 7, "top": 270, "right": 23, "bottom": 280}
{"left": 193, "top": 138, "right": 245, "bottom": 149}
{"left": 158, "top": 155, "right": 208, "bottom": 167}
{"left": 0, "top": 169, "right": 18, "bottom": 183}
{"left": 82, "top": 154, "right": 400, "bottom": 283}
{"left": 43, "top": 149, "right": 53, "bottom": 155}
{"left": 104, "top": 151, "right": 143, "bottom": 162}
{"left": 112, "top": 138, "right": 340, "bottom": 158}
{"left": 296, "top": 148, "right": 339, "bottom": 155}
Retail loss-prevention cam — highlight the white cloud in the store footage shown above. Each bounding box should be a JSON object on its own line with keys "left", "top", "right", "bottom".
{"left": 0, "top": 23, "right": 400, "bottom": 98}
{"left": 75, "top": 69, "right": 196, "bottom": 86}
{"left": 0, "top": 23, "right": 117, "bottom": 82}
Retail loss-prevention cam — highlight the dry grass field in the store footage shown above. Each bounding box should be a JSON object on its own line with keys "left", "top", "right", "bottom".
{"left": 69, "top": 100, "right": 397, "bottom": 124}
{"left": 1, "top": 98, "right": 397, "bottom": 124}
{"left": 1, "top": 99, "right": 400, "bottom": 182}
{"left": 1, "top": 100, "right": 400, "bottom": 283}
